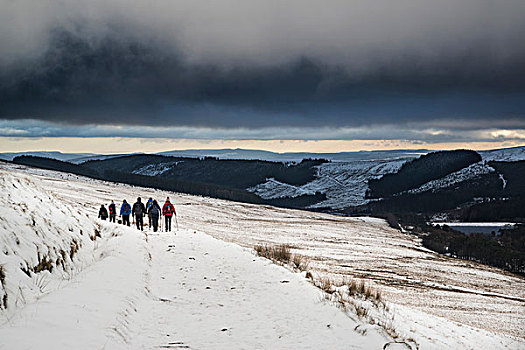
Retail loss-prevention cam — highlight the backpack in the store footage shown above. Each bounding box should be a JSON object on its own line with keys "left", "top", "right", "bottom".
{"left": 122, "top": 203, "right": 131, "bottom": 215}
{"left": 151, "top": 205, "right": 160, "bottom": 216}
{"left": 163, "top": 203, "right": 173, "bottom": 215}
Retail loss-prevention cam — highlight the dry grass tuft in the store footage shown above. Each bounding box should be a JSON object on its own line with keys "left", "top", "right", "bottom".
{"left": 0, "top": 265, "right": 5, "bottom": 287}
{"left": 291, "top": 254, "right": 309, "bottom": 271}
{"left": 346, "top": 278, "right": 384, "bottom": 306}
{"left": 34, "top": 252, "right": 53, "bottom": 273}
{"left": 254, "top": 244, "right": 292, "bottom": 264}
{"left": 70, "top": 239, "right": 80, "bottom": 260}
{"left": 0, "top": 265, "right": 7, "bottom": 309}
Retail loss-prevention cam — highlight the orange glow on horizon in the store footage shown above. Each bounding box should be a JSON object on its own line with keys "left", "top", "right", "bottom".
{"left": 1, "top": 137, "right": 524, "bottom": 154}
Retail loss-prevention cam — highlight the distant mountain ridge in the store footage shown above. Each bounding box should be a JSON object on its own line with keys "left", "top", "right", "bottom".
{"left": 0, "top": 151, "right": 95, "bottom": 162}
{"left": 2, "top": 146, "right": 524, "bottom": 163}
{"left": 157, "top": 148, "right": 429, "bottom": 162}
{"left": 1, "top": 148, "right": 428, "bottom": 163}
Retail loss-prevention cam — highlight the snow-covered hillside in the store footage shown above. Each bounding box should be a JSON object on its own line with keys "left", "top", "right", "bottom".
{"left": 250, "top": 146, "right": 525, "bottom": 208}
{"left": 250, "top": 158, "right": 408, "bottom": 208}
{"left": 0, "top": 163, "right": 523, "bottom": 349}
{"left": 406, "top": 146, "right": 525, "bottom": 195}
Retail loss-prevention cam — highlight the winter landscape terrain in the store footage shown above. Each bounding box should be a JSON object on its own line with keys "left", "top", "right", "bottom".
{"left": 4, "top": 146, "right": 525, "bottom": 211}
{"left": 250, "top": 146, "right": 525, "bottom": 209}
{"left": 0, "top": 162, "right": 523, "bottom": 349}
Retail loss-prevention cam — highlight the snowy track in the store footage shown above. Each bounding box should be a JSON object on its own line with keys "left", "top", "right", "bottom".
{"left": 135, "top": 230, "right": 387, "bottom": 349}
{"left": 0, "top": 222, "right": 389, "bottom": 349}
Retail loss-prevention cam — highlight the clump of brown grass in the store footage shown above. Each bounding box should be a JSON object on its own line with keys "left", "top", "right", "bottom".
{"left": 0, "top": 265, "right": 6, "bottom": 309}
{"left": 34, "top": 252, "right": 53, "bottom": 273}
{"left": 291, "top": 254, "right": 309, "bottom": 271}
{"left": 254, "top": 244, "right": 292, "bottom": 264}
{"left": 70, "top": 239, "right": 80, "bottom": 260}
{"left": 346, "top": 278, "right": 384, "bottom": 306}
{"left": 91, "top": 228, "right": 101, "bottom": 241}
{"left": 0, "top": 265, "right": 5, "bottom": 287}
{"left": 318, "top": 277, "right": 335, "bottom": 294}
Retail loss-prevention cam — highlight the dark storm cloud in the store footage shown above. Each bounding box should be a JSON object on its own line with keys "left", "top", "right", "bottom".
{"left": 1, "top": 0, "right": 525, "bottom": 131}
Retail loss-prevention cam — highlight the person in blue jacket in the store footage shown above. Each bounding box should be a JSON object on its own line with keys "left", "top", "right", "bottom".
{"left": 120, "top": 199, "right": 131, "bottom": 226}
{"left": 146, "top": 197, "right": 154, "bottom": 228}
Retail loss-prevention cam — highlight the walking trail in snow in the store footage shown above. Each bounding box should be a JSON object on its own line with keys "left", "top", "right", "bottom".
{"left": 0, "top": 222, "right": 388, "bottom": 349}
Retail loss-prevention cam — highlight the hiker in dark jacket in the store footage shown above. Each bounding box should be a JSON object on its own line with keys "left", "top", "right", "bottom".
{"left": 146, "top": 197, "right": 154, "bottom": 228}
{"left": 148, "top": 200, "right": 162, "bottom": 232}
{"left": 108, "top": 200, "right": 116, "bottom": 223}
{"left": 120, "top": 200, "right": 131, "bottom": 226}
{"left": 132, "top": 197, "right": 146, "bottom": 231}
{"left": 162, "top": 197, "right": 176, "bottom": 232}
{"left": 98, "top": 205, "right": 108, "bottom": 220}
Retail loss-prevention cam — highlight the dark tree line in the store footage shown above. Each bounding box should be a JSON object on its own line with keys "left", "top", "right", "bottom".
{"left": 422, "top": 225, "right": 525, "bottom": 275}
{"left": 82, "top": 155, "right": 327, "bottom": 189}
{"left": 265, "top": 192, "right": 326, "bottom": 209}
{"left": 13, "top": 156, "right": 99, "bottom": 178}
{"left": 367, "top": 150, "right": 481, "bottom": 198}
{"left": 102, "top": 170, "right": 264, "bottom": 204}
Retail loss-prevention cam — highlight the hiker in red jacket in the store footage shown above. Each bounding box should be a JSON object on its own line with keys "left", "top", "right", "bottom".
{"left": 162, "top": 197, "right": 176, "bottom": 232}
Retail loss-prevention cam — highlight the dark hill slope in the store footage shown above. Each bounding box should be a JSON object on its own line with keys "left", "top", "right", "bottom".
{"left": 367, "top": 150, "right": 481, "bottom": 198}
{"left": 12, "top": 156, "right": 263, "bottom": 204}
{"left": 13, "top": 156, "right": 98, "bottom": 178}
{"left": 82, "top": 155, "right": 326, "bottom": 189}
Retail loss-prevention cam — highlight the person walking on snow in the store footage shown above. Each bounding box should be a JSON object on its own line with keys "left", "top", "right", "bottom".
{"left": 120, "top": 199, "right": 131, "bottom": 226}
{"left": 148, "top": 199, "right": 162, "bottom": 232}
{"left": 132, "top": 197, "right": 146, "bottom": 231}
{"left": 108, "top": 200, "right": 116, "bottom": 223}
{"left": 146, "top": 197, "right": 154, "bottom": 228}
{"left": 98, "top": 204, "right": 108, "bottom": 220}
{"left": 162, "top": 197, "right": 176, "bottom": 232}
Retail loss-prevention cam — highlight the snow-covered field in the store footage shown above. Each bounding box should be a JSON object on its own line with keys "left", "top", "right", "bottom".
{"left": 1, "top": 163, "right": 524, "bottom": 349}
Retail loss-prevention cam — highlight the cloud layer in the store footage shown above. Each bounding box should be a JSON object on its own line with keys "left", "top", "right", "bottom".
{"left": 1, "top": 0, "right": 524, "bottom": 133}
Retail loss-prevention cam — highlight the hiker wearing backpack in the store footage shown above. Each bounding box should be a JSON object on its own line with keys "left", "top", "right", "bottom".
{"left": 148, "top": 199, "right": 162, "bottom": 232}
{"left": 132, "top": 197, "right": 146, "bottom": 231}
{"left": 162, "top": 197, "right": 176, "bottom": 232}
{"left": 98, "top": 205, "right": 108, "bottom": 220}
{"left": 120, "top": 199, "right": 131, "bottom": 226}
{"left": 146, "top": 197, "right": 154, "bottom": 228}
{"left": 108, "top": 200, "right": 116, "bottom": 223}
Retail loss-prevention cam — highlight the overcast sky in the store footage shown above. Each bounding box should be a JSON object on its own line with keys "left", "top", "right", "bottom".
{"left": 1, "top": 0, "right": 524, "bottom": 151}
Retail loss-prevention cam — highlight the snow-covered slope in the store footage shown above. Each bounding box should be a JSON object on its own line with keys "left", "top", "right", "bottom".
{"left": 0, "top": 171, "right": 106, "bottom": 312}
{"left": 250, "top": 158, "right": 409, "bottom": 208}
{"left": 1, "top": 163, "right": 523, "bottom": 349}
{"left": 480, "top": 146, "right": 525, "bottom": 161}
{"left": 406, "top": 146, "right": 525, "bottom": 195}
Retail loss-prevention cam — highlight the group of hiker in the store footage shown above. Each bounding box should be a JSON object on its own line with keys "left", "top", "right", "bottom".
{"left": 98, "top": 197, "right": 177, "bottom": 232}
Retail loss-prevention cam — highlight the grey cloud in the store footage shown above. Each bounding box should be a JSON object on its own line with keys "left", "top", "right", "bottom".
{"left": 2, "top": 119, "right": 525, "bottom": 144}
{"left": 0, "top": 0, "right": 524, "bottom": 130}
